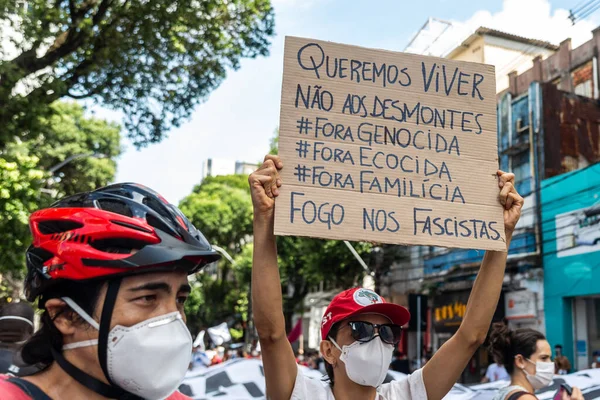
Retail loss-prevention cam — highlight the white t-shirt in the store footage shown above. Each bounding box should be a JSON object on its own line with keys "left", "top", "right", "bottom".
{"left": 485, "top": 363, "right": 510, "bottom": 382}
{"left": 290, "top": 365, "right": 427, "bottom": 400}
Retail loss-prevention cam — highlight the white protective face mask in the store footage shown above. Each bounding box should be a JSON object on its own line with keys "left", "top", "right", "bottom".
{"left": 62, "top": 297, "right": 192, "bottom": 400}
{"left": 523, "top": 358, "right": 554, "bottom": 390}
{"left": 330, "top": 337, "right": 393, "bottom": 387}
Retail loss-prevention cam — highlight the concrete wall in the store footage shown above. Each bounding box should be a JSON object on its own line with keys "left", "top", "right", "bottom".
{"left": 483, "top": 39, "right": 553, "bottom": 93}
{"left": 449, "top": 36, "right": 485, "bottom": 64}
{"left": 448, "top": 35, "right": 554, "bottom": 93}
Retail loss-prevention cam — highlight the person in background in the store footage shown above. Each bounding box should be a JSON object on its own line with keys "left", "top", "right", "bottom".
{"left": 191, "top": 346, "right": 211, "bottom": 370}
{"left": 554, "top": 345, "right": 571, "bottom": 375}
{"left": 481, "top": 360, "right": 509, "bottom": 383}
{"left": 0, "top": 302, "right": 38, "bottom": 376}
{"left": 250, "top": 155, "right": 524, "bottom": 400}
{"left": 390, "top": 351, "right": 410, "bottom": 374}
{"left": 591, "top": 350, "right": 600, "bottom": 369}
{"left": 488, "top": 323, "right": 583, "bottom": 400}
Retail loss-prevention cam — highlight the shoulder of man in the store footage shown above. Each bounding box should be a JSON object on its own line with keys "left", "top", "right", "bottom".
{"left": 0, "top": 375, "right": 35, "bottom": 400}
{"left": 166, "top": 391, "right": 193, "bottom": 400}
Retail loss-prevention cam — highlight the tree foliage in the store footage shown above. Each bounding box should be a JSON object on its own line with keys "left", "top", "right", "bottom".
{"left": 32, "top": 101, "right": 121, "bottom": 197}
{"left": 0, "top": 0, "right": 274, "bottom": 147}
{"left": 180, "top": 175, "right": 254, "bottom": 332}
{"left": 180, "top": 174, "right": 253, "bottom": 255}
{"left": 0, "top": 102, "right": 121, "bottom": 275}
{"left": 180, "top": 166, "right": 372, "bottom": 334}
{"left": 0, "top": 143, "right": 45, "bottom": 274}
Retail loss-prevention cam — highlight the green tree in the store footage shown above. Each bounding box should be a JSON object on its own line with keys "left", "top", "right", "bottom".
{"left": 31, "top": 101, "right": 121, "bottom": 197}
{"left": 179, "top": 164, "right": 374, "bottom": 335}
{"left": 0, "top": 102, "right": 121, "bottom": 276}
{"left": 277, "top": 237, "right": 372, "bottom": 331}
{"left": 0, "top": 0, "right": 274, "bottom": 147}
{"left": 180, "top": 174, "right": 254, "bottom": 332}
{"left": 180, "top": 174, "right": 253, "bottom": 257}
{"left": 0, "top": 142, "right": 45, "bottom": 273}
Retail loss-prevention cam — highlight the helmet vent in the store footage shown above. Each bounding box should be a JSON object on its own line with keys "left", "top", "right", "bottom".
{"left": 90, "top": 238, "right": 148, "bottom": 254}
{"left": 146, "top": 214, "right": 178, "bottom": 237}
{"left": 27, "top": 246, "right": 54, "bottom": 265}
{"left": 143, "top": 196, "right": 171, "bottom": 220}
{"left": 38, "top": 220, "right": 83, "bottom": 235}
{"left": 97, "top": 199, "right": 133, "bottom": 218}
{"left": 110, "top": 220, "right": 153, "bottom": 233}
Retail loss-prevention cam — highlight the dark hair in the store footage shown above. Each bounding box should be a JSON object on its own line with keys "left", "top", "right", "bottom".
{"left": 488, "top": 322, "right": 546, "bottom": 374}
{"left": 324, "top": 322, "right": 341, "bottom": 386}
{"left": 555, "top": 344, "right": 563, "bottom": 349}
{"left": 21, "top": 280, "right": 105, "bottom": 367}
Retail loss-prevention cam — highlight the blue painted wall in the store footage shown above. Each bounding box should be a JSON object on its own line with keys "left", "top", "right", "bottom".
{"left": 542, "top": 163, "right": 600, "bottom": 367}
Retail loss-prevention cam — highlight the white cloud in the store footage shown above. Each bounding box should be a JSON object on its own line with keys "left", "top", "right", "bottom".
{"left": 407, "top": 0, "right": 598, "bottom": 57}
{"left": 463, "top": 0, "right": 597, "bottom": 48}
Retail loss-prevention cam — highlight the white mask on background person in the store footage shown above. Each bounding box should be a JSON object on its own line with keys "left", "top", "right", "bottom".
{"left": 61, "top": 297, "right": 192, "bottom": 400}
{"left": 522, "top": 359, "right": 555, "bottom": 390}
{"left": 330, "top": 337, "right": 393, "bottom": 387}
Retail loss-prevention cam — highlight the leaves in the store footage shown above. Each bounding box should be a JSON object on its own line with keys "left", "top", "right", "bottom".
{"left": 180, "top": 175, "right": 253, "bottom": 254}
{"left": 0, "top": 0, "right": 275, "bottom": 147}
{"left": 31, "top": 101, "right": 121, "bottom": 196}
{"left": 181, "top": 175, "right": 254, "bottom": 332}
{"left": 0, "top": 101, "right": 121, "bottom": 276}
{"left": 0, "top": 143, "right": 45, "bottom": 274}
{"left": 180, "top": 168, "right": 373, "bottom": 333}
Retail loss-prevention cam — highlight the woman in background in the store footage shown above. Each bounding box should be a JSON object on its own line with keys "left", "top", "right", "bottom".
{"left": 488, "top": 323, "right": 583, "bottom": 400}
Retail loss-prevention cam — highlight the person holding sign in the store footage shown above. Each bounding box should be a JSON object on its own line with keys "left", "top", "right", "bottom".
{"left": 250, "top": 154, "right": 523, "bottom": 400}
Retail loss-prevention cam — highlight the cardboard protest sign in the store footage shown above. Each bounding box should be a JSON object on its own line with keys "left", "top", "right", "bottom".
{"left": 274, "top": 37, "right": 505, "bottom": 251}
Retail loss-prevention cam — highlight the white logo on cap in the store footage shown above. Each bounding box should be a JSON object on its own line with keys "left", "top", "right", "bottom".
{"left": 322, "top": 312, "right": 332, "bottom": 327}
{"left": 353, "top": 289, "right": 383, "bottom": 306}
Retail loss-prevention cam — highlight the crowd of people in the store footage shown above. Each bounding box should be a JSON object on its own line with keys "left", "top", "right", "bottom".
{"left": 0, "top": 155, "right": 591, "bottom": 399}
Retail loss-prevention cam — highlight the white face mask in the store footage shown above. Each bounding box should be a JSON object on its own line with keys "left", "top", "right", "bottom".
{"left": 330, "top": 337, "right": 393, "bottom": 387}
{"left": 523, "top": 358, "right": 554, "bottom": 390}
{"left": 62, "top": 297, "right": 192, "bottom": 400}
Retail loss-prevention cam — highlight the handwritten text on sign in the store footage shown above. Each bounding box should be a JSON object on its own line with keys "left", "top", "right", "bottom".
{"left": 274, "top": 37, "right": 506, "bottom": 251}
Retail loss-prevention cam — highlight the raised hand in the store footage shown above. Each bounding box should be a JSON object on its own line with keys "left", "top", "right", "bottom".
{"left": 497, "top": 170, "right": 524, "bottom": 234}
{"left": 248, "top": 155, "right": 283, "bottom": 218}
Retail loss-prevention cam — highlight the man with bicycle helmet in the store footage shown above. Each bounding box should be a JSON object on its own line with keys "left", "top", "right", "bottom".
{"left": 0, "top": 183, "right": 220, "bottom": 400}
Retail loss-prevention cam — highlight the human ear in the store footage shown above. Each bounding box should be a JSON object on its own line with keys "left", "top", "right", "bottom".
{"left": 514, "top": 354, "right": 526, "bottom": 371}
{"left": 45, "top": 298, "right": 77, "bottom": 336}
{"left": 320, "top": 340, "right": 337, "bottom": 366}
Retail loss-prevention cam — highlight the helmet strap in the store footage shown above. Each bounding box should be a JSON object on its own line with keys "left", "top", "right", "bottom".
{"left": 51, "top": 346, "right": 139, "bottom": 399}
{"left": 98, "top": 278, "right": 121, "bottom": 386}
{"left": 53, "top": 278, "right": 142, "bottom": 399}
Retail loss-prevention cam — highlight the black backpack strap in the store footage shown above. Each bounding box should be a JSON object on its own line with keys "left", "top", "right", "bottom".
{"left": 7, "top": 377, "right": 53, "bottom": 400}
{"left": 507, "top": 391, "right": 529, "bottom": 400}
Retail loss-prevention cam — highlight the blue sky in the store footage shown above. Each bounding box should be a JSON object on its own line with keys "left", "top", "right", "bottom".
{"left": 105, "top": 0, "right": 598, "bottom": 203}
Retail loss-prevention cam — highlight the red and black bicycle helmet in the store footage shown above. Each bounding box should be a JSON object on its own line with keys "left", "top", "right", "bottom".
{"left": 25, "top": 182, "right": 220, "bottom": 302}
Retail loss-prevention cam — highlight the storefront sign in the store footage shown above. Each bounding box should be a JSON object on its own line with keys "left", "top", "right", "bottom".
{"left": 433, "top": 291, "right": 470, "bottom": 333}
{"left": 505, "top": 290, "right": 537, "bottom": 320}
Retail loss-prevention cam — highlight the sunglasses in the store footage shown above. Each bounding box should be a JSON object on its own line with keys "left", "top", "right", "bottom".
{"left": 345, "top": 321, "right": 402, "bottom": 345}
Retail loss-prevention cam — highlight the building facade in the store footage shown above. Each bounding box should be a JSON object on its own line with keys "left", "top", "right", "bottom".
{"left": 542, "top": 164, "right": 600, "bottom": 371}
{"left": 387, "top": 24, "right": 600, "bottom": 379}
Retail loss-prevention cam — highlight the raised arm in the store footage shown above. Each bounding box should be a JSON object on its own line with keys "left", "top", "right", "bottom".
{"left": 249, "top": 155, "right": 297, "bottom": 400}
{"left": 423, "top": 171, "right": 524, "bottom": 400}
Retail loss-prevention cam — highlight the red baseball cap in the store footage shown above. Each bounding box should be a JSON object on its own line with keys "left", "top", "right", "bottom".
{"left": 320, "top": 287, "right": 411, "bottom": 340}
